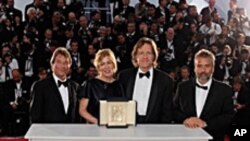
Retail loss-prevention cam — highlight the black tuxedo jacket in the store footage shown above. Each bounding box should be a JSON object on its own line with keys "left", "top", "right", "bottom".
{"left": 233, "top": 87, "right": 250, "bottom": 125}
{"left": 118, "top": 68, "right": 174, "bottom": 123}
{"left": 174, "top": 79, "right": 235, "bottom": 140}
{"left": 3, "top": 79, "right": 31, "bottom": 106}
{"left": 114, "top": 6, "right": 135, "bottom": 19}
{"left": 200, "top": 7, "right": 217, "bottom": 17}
{"left": 30, "top": 75, "right": 80, "bottom": 123}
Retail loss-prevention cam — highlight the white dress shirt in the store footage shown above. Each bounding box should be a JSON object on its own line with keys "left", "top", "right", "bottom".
{"left": 53, "top": 73, "right": 69, "bottom": 114}
{"left": 132, "top": 68, "right": 153, "bottom": 116}
{"left": 15, "top": 81, "right": 22, "bottom": 103}
{"left": 167, "top": 40, "right": 175, "bottom": 60}
{"left": 0, "top": 66, "right": 6, "bottom": 82}
{"left": 199, "top": 22, "right": 222, "bottom": 44}
{"left": 7, "top": 58, "right": 19, "bottom": 80}
{"left": 195, "top": 78, "right": 212, "bottom": 117}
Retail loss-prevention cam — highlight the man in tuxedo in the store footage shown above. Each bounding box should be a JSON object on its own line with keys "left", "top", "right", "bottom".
{"left": 200, "top": 0, "right": 217, "bottom": 23}
{"left": 118, "top": 37, "right": 174, "bottom": 123}
{"left": 232, "top": 76, "right": 250, "bottom": 125}
{"left": 174, "top": 49, "right": 235, "bottom": 141}
{"left": 4, "top": 0, "right": 22, "bottom": 22}
{"left": 158, "top": 27, "right": 178, "bottom": 71}
{"left": 2, "top": 69, "right": 31, "bottom": 136}
{"left": 30, "top": 47, "right": 80, "bottom": 123}
{"left": 69, "top": 39, "right": 85, "bottom": 84}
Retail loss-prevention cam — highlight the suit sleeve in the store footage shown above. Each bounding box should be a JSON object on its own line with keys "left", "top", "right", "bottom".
{"left": 205, "top": 87, "right": 235, "bottom": 134}
{"left": 30, "top": 82, "right": 44, "bottom": 123}
{"left": 117, "top": 72, "right": 126, "bottom": 88}
{"left": 173, "top": 83, "right": 188, "bottom": 123}
{"left": 161, "top": 77, "right": 174, "bottom": 123}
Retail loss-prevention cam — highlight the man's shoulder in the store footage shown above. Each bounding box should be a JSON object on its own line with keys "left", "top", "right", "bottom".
{"left": 34, "top": 76, "right": 54, "bottom": 88}
{"left": 68, "top": 79, "right": 79, "bottom": 87}
{"left": 120, "top": 68, "right": 136, "bottom": 73}
{"left": 154, "top": 69, "right": 173, "bottom": 81}
{"left": 212, "top": 79, "right": 231, "bottom": 89}
{"left": 25, "top": 3, "right": 34, "bottom": 9}
{"left": 118, "top": 68, "right": 136, "bottom": 76}
{"left": 178, "top": 79, "right": 194, "bottom": 88}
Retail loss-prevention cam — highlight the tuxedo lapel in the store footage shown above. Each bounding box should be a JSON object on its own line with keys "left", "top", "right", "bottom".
{"left": 191, "top": 80, "right": 197, "bottom": 116}
{"left": 10, "top": 81, "right": 17, "bottom": 100}
{"left": 67, "top": 81, "right": 75, "bottom": 119}
{"left": 67, "top": 81, "right": 74, "bottom": 107}
{"left": 200, "top": 80, "right": 216, "bottom": 118}
{"left": 145, "top": 69, "right": 158, "bottom": 120}
{"left": 50, "top": 77, "right": 66, "bottom": 113}
{"left": 127, "top": 68, "right": 137, "bottom": 100}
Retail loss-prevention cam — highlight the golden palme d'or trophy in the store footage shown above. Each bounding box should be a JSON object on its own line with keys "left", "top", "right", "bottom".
{"left": 99, "top": 100, "right": 136, "bottom": 128}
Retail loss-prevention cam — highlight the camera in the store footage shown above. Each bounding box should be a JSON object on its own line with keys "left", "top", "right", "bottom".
{"left": 167, "top": 48, "right": 173, "bottom": 54}
{"left": 225, "top": 56, "right": 233, "bottom": 67}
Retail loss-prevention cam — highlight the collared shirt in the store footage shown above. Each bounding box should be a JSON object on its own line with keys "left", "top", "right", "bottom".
{"left": 25, "top": 55, "right": 34, "bottom": 77}
{"left": 132, "top": 68, "right": 153, "bottom": 116}
{"left": 14, "top": 81, "right": 22, "bottom": 103}
{"left": 233, "top": 92, "right": 239, "bottom": 105}
{"left": 195, "top": 77, "right": 212, "bottom": 117}
{"left": 126, "top": 31, "right": 135, "bottom": 37}
{"left": 7, "top": 58, "right": 19, "bottom": 80}
{"left": 0, "top": 67, "right": 6, "bottom": 82}
{"left": 199, "top": 22, "right": 222, "bottom": 45}
{"left": 166, "top": 40, "right": 175, "bottom": 61}
{"left": 53, "top": 73, "right": 69, "bottom": 114}
{"left": 72, "top": 52, "right": 81, "bottom": 68}
{"left": 66, "top": 39, "right": 71, "bottom": 50}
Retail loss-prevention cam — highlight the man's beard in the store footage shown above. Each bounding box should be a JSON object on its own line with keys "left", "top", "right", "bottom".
{"left": 197, "top": 73, "right": 211, "bottom": 83}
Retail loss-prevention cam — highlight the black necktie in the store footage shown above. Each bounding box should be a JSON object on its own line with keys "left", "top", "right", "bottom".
{"left": 58, "top": 80, "right": 68, "bottom": 87}
{"left": 139, "top": 71, "right": 150, "bottom": 78}
{"left": 196, "top": 83, "right": 208, "bottom": 90}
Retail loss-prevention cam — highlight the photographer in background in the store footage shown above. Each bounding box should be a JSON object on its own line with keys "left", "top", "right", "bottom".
{"left": 228, "top": 0, "right": 238, "bottom": 23}
{"left": 232, "top": 76, "right": 250, "bottom": 125}
{"left": 229, "top": 48, "right": 250, "bottom": 83}
{"left": 237, "top": 8, "right": 250, "bottom": 45}
{"left": 2, "top": 69, "right": 31, "bottom": 136}
{"left": 199, "top": 15, "right": 222, "bottom": 46}
{"left": 233, "top": 33, "right": 250, "bottom": 59}
{"left": 158, "top": 27, "right": 177, "bottom": 72}
{"left": 234, "top": 8, "right": 248, "bottom": 31}
{"left": 214, "top": 44, "right": 236, "bottom": 84}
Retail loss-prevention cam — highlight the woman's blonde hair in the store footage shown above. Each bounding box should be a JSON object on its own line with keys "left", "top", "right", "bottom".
{"left": 94, "top": 48, "right": 118, "bottom": 73}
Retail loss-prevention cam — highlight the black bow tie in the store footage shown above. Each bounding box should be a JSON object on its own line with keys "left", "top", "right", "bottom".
{"left": 196, "top": 83, "right": 208, "bottom": 90}
{"left": 58, "top": 80, "right": 68, "bottom": 87}
{"left": 139, "top": 71, "right": 150, "bottom": 78}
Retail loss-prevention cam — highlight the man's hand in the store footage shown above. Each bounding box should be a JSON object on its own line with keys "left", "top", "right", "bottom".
{"left": 77, "top": 67, "right": 84, "bottom": 73}
{"left": 184, "top": 117, "right": 207, "bottom": 128}
{"left": 10, "top": 101, "right": 18, "bottom": 110}
{"left": 235, "top": 103, "right": 246, "bottom": 110}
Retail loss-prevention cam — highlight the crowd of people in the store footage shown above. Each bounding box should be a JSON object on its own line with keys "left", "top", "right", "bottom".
{"left": 0, "top": 0, "right": 250, "bottom": 140}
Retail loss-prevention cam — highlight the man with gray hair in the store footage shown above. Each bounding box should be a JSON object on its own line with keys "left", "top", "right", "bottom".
{"left": 174, "top": 49, "right": 235, "bottom": 141}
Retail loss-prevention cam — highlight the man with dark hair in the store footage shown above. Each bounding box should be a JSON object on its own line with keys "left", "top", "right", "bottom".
{"left": 232, "top": 76, "right": 250, "bottom": 125}
{"left": 4, "top": 0, "right": 22, "bottom": 22}
{"left": 69, "top": 39, "right": 85, "bottom": 84}
{"left": 174, "top": 49, "right": 235, "bottom": 141}
{"left": 2, "top": 69, "right": 31, "bottom": 136}
{"left": 30, "top": 47, "right": 80, "bottom": 123}
{"left": 200, "top": 0, "right": 217, "bottom": 23}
